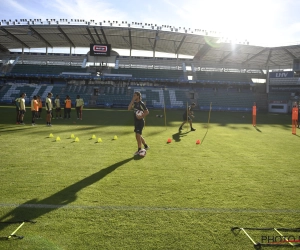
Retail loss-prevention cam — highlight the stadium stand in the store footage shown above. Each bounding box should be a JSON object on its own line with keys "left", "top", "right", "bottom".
{"left": 2, "top": 21, "right": 300, "bottom": 113}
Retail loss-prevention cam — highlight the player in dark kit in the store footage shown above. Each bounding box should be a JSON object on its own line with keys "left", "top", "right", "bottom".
{"left": 128, "top": 91, "right": 150, "bottom": 155}
{"left": 179, "top": 102, "right": 196, "bottom": 132}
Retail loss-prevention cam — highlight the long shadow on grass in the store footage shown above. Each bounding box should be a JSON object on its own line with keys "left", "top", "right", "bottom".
{"left": 0, "top": 157, "right": 133, "bottom": 233}
{"left": 172, "top": 131, "right": 189, "bottom": 142}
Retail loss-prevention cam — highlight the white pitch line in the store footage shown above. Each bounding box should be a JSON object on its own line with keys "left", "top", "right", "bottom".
{"left": 0, "top": 203, "right": 300, "bottom": 213}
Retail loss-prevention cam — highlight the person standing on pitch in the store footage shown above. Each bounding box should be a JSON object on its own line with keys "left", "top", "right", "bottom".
{"left": 54, "top": 95, "right": 62, "bottom": 119}
{"left": 75, "top": 95, "right": 84, "bottom": 120}
{"left": 64, "top": 95, "right": 72, "bottom": 119}
{"left": 37, "top": 95, "right": 42, "bottom": 119}
{"left": 15, "top": 94, "right": 21, "bottom": 124}
{"left": 19, "top": 93, "right": 26, "bottom": 125}
{"left": 45, "top": 92, "right": 53, "bottom": 126}
{"left": 31, "top": 95, "right": 39, "bottom": 126}
{"left": 179, "top": 102, "right": 196, "bottom": 132}
{"left": 128, "top": 91, "right": 150, "bottom": 155}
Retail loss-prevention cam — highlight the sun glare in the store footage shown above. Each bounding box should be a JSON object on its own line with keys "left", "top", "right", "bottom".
{"left": 190, "top": 0, "right": 281, "bottom": 46}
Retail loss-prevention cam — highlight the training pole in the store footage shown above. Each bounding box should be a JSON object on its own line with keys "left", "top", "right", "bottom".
{"left": 252, "top": 102, "right": 256, "bottom": 127}
{"left": 207, "top": 102, "right": 212, "bottom": 128}
{"left": 186, "top": 102, "right": 189, "bottom": 131}
{"left": 163, "top": 97, "right": 167, "bottom": 129}
{"left": 7, "top": 222, "right": 25, "bottom": 239}
{"left": 144, "top": 101, "right": 146, "bottom": 129}
{"left": 292, "top": 104, "right": 298, "bottom": 135}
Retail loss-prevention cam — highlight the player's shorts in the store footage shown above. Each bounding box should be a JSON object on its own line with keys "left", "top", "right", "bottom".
{"left": 39, "top": 108, "right": 42, "bottom": 113}
{"left": 182, "top": 114, "right": 192, "bottom": 121}
{"left": 76, "top": 107, "right": 81, "bottom": 112}
{"left": 56, "top": 107, "right": 61, "bottom": 112}
{"left": 134, "top": 120, "right": 144, "bottom": 135}
{"left": 46, "top": 110, "right": 52, "bottom": 114}
{"left": 19, "top": 110, "right": 25, "bottom": 115}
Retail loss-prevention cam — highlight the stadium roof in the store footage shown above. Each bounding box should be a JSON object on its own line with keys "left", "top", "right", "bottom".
{"left": 0, "top": 20, "right": 300, "bottom": 70}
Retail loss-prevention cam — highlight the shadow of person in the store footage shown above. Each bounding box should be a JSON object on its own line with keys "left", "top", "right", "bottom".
{"left": 172, "top": 132, "right": 181, "bottom": 142}
{"left": 172, "top": 131, "right": 190, "bottom": 142}
{"left": 0, "top": 157, "right": 133, "bottom": 234}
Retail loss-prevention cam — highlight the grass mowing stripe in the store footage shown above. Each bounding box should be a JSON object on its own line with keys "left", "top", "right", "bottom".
{"left": 1, "top": 203, "right": 300, "bottom": 213}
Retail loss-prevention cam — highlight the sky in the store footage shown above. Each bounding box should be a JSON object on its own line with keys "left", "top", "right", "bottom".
{"left": 1, "top": 0, "right": 300, "bottom": 54}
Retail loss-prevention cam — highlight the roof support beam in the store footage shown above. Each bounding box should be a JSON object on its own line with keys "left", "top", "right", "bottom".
{"left": 128, "top": 29, "right": 132, "bottom": 49}
{"left": 28, "top": 26, "right": 53, "bottom": 48}
{"left": 93, "top": 27, "right": 102, "bottom": 43}
{"left": 269, "top": 58, "right": 279, "bottom": 66}
{"left": 219, "top": 45, "right": 242, "bottom": 63}
{"left": 0, "top": 27, "right": 30, "bottom": 48}
{"left": 242, "top": 48, "right": 268, "bottom": 64}
{"left": 193, "top": 43, "right": 212, "bottom": 60}
{"left": 283, "top": 48, "right": 297, "bottom": 59}
{"left": 152, "top": 31, "right": 159, "bottom": 57}
{"left": 265, "top": 48, "right": 273, "bottom": 66}
{"left": 86, "top": 27, "right": 96, "bottom": 44}
{"left": 0, "top": 43, "right": 9, "bottom": 52}
{"left": 175, "top": 35, "right": 186, "bottom": 55}
{"left": 122, "top": 36, "right": 131, "bottom": 48}
{"left": 57, "top": 26, "right": 76, "bottom": 47}
{"left": 100, "top": 28, "right": 108, "bottom": 44}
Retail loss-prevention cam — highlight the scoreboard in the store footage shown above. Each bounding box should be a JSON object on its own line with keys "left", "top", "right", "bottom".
{"left": 90, "top": 44, "right": 111, "bottom": 56}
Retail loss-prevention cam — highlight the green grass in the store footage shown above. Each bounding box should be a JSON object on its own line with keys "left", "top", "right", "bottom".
{"left": 0, "top": 106, "right": 300, "bottom": 249}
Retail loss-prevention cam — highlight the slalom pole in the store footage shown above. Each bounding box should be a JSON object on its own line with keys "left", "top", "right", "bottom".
{"left": 200, "top": 102, "right": 212, "bottom": 144}
{"left": 292, "top": 103, "right": 298, "bottom": 135}
{"left": 186, "top": 102, "right": 189, "bottom": 131}
{"left": 7, "top": 222, "right": 25, "bottom": 239}
{"left": 144, "top": 101, "right": 146, "bottom": 129}
{"left": 207, "top": 102, "right": 212, "bottom": 129}
{"left": 163, "top": 98, "right": 167, "bottom": 129}
{"left": 252, "top": 102, "right": 257, "bottom": 127}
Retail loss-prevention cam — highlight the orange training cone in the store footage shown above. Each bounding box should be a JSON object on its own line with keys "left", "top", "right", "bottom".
{"left": 167, "top": 138, "right": 172, "bottom": 143}
{"left": 196, "top": 139, "right": 201, "bottom": 144}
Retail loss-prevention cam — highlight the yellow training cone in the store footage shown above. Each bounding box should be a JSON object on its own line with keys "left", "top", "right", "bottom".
{"left": 49, "top": 133, "right": 54, "bottom": 138}
{"left": 56, "top": 136, "right": 61, "bottom": 141}
{"left": 97, "top": 138, "right": 102, "bottom": 143}
{"left": 92, "top": 135, "right": 96, "bottom": 139}
{"left": 75, "top": 137, "right": 79, "bottom": 142}
{"left": 113, "top": 135, "right": 118, "bottom": 140}
{"left": 71, "top": 134, "right": 75, "bottom": 139}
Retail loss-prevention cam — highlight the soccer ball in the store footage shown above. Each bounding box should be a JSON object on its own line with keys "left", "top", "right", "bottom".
{"left": 139, "top": 149, "right": 147, "bottom": 157}
{"left": 136, "top": 110, "right": 144, "bottom": 118}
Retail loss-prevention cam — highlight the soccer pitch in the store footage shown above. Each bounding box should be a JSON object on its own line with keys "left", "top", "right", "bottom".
{"left": 0, "top": 106, "right": 299, "bottom": 250}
